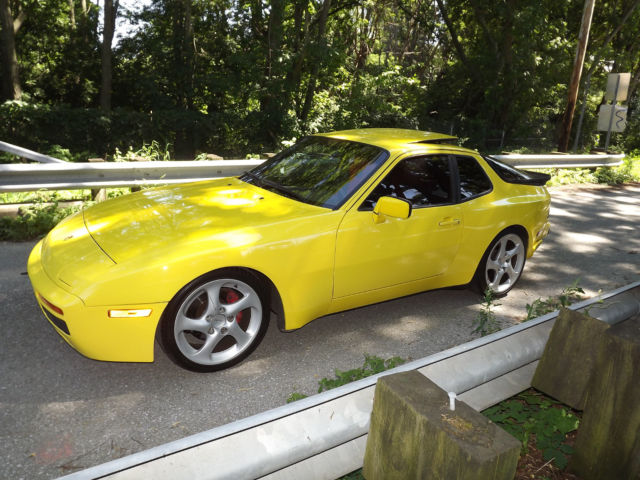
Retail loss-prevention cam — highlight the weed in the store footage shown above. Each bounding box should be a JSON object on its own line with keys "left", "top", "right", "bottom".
{"left": 472, "top": 289, "right": 501, "bottom": 336}
{"left": 286, "top": 392, "right": 308, "bottom": 404}
{"left": 113, "top": 140, "right": 172, "bottom": 162}
{"left": 317, "top": 355, "right": 406, "bottom": 393}
{"left": 286, "top": 354, "right": 406, "bottom": 403}
{"left": 524, "top": 280, "right": 585, "bottom": 321}
{"left": 483, "top": 390, "right": 579, "bottom": 470}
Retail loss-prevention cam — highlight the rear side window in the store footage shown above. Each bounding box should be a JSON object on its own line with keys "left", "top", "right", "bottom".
{"left": 360, "top": 156, "right": 452, "bottom": 210}
{"left": 456, "top": 156, "right": 492, "bottom": 200}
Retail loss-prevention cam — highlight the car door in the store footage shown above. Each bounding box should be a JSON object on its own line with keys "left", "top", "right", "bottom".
{"left": 333, "top": 154, "right": 463, "bottom": 298}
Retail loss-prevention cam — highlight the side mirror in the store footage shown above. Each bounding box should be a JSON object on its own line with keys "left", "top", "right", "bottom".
{"left": 373, "top": 196, "right": 411, "bottom": 224}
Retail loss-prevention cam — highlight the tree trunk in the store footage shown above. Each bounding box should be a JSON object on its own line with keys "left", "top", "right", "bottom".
{"left": 0, "top": 0, "right": 22, "bottom": 101}
{"left": 100, "top": 0, "right": 118, "bottom": 111}
{"left": 435, "top": 0, "right": 469, "bottom": 69}
{"left": 68, "top": 0, "right": 76, "bottom": 28}
{"left": 299, "top": 0, "right": 332, "bottom": 126}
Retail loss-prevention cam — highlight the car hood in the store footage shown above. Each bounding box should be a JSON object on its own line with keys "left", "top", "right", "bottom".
{"left": 83, "top": 177, "right": 330, "bottom": 264}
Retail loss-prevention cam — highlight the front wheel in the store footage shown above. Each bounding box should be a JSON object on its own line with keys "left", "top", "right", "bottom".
{"left": 159, "top": 270, "right": 269, "bottom": 372}
{"left": 474, "top": 230, "right": 527, "bottom": 296}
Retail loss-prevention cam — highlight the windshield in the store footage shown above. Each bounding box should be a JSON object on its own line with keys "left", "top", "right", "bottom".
{"left": 241, "top": 136, "right": 389, "bottom": 209}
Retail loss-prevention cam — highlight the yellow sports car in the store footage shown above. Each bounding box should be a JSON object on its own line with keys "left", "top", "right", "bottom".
{"left": 28, "top": 129, "right": 550, "bottom": 371}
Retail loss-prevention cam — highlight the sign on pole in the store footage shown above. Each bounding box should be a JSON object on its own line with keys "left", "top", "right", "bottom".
{"left": 605, "top": 73, "right": 630, "bottom": 102}
{"left": 598, "top": 105, "right": 627, "bottom": 132}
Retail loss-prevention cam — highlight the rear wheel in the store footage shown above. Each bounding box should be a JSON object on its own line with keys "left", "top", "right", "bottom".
{"left": 160, "top": 270, "right": 269, "bottom": 372}
{"left": 474, "top": 230, "right": 526, "bottom": 296}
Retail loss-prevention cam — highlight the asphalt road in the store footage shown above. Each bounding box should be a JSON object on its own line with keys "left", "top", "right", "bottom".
{"left": 1, "top": 183, "right": 639, "bottom": 480}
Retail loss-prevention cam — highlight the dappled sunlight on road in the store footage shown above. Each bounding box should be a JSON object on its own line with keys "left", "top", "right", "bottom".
{"left": 1, "top": 184, "right": 639, "bottom": 480}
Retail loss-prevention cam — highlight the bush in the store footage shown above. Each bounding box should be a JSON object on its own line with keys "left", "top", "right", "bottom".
{"left": 0, "top": 203, "right": 79, "bottom": 241}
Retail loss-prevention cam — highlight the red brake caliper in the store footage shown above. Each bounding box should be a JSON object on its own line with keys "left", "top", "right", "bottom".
{"left": 225, "top": 289, "right": 243, "bottom": 323}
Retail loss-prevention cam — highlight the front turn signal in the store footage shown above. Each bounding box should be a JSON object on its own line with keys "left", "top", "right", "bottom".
{"left": 108, "top": 309, "right": 152, "bottom": 318}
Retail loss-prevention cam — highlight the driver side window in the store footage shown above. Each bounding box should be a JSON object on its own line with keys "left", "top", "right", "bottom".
{"left": 360, "top": 156, "right": 452, "bottom": 210}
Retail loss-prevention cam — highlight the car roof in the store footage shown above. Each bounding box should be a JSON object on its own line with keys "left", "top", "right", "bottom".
{"left": 315, "top": 128, "right": 459, "bottom": 153}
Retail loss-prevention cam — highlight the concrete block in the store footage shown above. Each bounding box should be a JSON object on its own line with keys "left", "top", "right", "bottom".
{"left": 363, "top": 371, "right": 520, "bottom": 480}
{"left": 532, "top": 308, "right": 609, "bottom": 410}
{"left": 569, "top": 316, "right": 640, "bottom": 480}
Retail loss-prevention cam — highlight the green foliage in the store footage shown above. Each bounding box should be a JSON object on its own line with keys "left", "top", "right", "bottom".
{"left": 544, "top": 168, "right": 598, "bottom": 186}
{"left": 317, "top": 355, "right": 406, "bottom": 393}
{"left": 338, "top": 469, "right": 365, "bottom": 480}
{"left": 472, "top": 289, "right": 501, "bottom": 336}
{"left": 3, "top": 0, "right": 639, "bottom": 157}
{"left": 544, "top": 157, "right": 640, "bottom": 187}
{"left": 525, "top": 280, "right": 585, "bottom": 321}
{"left": 112, "top": 141, "right": 172, "bottom": 162}
{"left": 593, "top": 157, "right": 640, "bottom": 184}
{"left": 483, "top": 390, "right": 579, "bottom": 470}
{"left": 286, "top": 355, "right": 406, "bottom": 403}
{"left": 0, "top": 203, "right": 79, "bottom": 241}
{"left": 285, "top": 392, "right": 308, "bottom": 404}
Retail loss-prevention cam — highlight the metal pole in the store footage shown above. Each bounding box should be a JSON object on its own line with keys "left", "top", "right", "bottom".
{"left": 572, "top": 70, "right": 593, "bottom": 152}
{"left": 604, "top": 75, "right": 620, "bottom": 151}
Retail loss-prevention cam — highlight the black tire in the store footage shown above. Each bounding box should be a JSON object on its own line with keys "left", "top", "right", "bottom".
{"left": 159, "top": 269, "right": 269, "bottom": 372}
{"left": 473, "top": 228, "right": 527, "bottom": 297}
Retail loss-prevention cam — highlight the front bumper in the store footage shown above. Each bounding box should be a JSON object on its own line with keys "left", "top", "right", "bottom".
{"left": 28, "top": 239, "right": 166, "bottom": 362}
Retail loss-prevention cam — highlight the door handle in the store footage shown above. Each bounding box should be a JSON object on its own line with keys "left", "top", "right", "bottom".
{"left": 438, "top": 218, "right": 460, "bottom": 226}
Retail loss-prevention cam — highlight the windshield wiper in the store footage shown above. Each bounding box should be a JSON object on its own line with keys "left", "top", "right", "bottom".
{"left": 260, "top": 178, "right": 308, "bottom": 203}
{"left": 241, "top": 171, "right": 263, "bottom": 187}
{"left": 242, "top": 171, "right": 308, "bottom": 203}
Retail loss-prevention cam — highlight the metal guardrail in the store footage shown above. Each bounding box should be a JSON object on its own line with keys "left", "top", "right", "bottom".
{"left": 493, "top": 153, "right": 625, "bottom": 169}
{"left": 0, "top": 141, "right": 66, "bottom": 164}
{"left": 0, "top": 159, "right": 264, "bottom": 192}
{"left": 0, "top": 139, "right": 626, "bottom": 193}
{"left": 58, "top": 281, "right": 640, "bottom": 480}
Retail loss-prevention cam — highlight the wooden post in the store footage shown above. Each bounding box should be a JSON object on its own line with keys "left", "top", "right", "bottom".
{"left": 88, "top": 158, "right": 107, "bottom": 201}
{"left": 363, "top": 371, "right": 521, "bottom": 480}
{"left": 532, "top": 308, "right": 609, "bottom": 410}
{"left": 569, "top": 317, "right": 640, "bottom": 479}
{"left": 557, "top": 0, "right": 596, "bottom": 152}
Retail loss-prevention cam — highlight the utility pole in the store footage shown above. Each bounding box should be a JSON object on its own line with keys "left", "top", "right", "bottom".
{"left": 558, "top": 0, "right": 596, "bottom": 152}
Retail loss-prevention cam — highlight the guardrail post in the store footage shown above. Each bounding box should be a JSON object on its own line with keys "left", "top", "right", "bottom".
{"left": 569, "top": 316, "right": 640, "bottom": 479}
{"left": 363, "top": 371, "right": 520, "bottom": 480}
{"left": 532, "top": 308, "right": 608, "bottom": 410}
{"left": 88, "top": 158, "right": 107, "bottom": 201}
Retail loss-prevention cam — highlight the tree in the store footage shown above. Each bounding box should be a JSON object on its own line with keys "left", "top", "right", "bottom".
{"left": 101, "top": 0, "right": 119, "bottom": 111}
{"left": 0, "top": 0, "right": 25, "bottom": 100}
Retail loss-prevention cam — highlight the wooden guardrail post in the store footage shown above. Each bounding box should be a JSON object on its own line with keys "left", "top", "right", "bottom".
{"left": 532, "top": 308, "right": 609, "bottom": 410}
{"left": 363, "top": 371, "right": 520, "bottom": 479}
{"left": 568, "top": 316, "right": 640, "bottom": 479}
{"left": 88, "top": 158, "right": 107, "bottom": 201}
